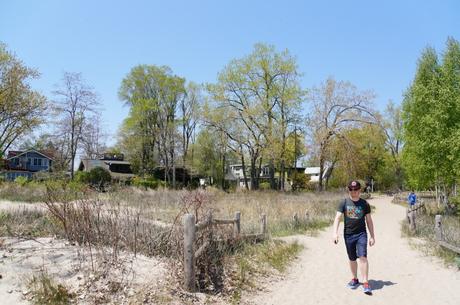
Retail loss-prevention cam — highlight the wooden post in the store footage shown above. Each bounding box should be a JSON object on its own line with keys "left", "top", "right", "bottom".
{"left": 435, "top": 215, "right": 443, "bottom": 241}
{"left": 260, "top": 213, "right": 267, "bottom": 236}
{"left": 293, "top": 212, "right": 299, "bottom": 223}
{"left": 234, "top": 211, "right": 241, "bottom": 238}
{"left": 183, "top": 214, "right": 196, "bottom": 292}
{"left": 409, "top": 209, "right": 416, "bottom": 232}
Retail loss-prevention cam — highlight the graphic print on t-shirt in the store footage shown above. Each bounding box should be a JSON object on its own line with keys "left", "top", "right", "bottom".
{"left": 345, "top": 205, "right": 364, "bottom": 219}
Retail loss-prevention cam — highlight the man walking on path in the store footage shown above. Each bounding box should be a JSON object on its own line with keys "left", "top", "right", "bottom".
{"left": 332, "top": 180, "right": 375, "bottom": 295}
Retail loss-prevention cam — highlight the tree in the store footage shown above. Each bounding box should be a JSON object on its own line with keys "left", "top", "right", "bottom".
{"left": 0, "top": 42, "right": 47, "bottom": 155}
{"left": 180, "top": 82, "right": 201, "bottom": 180}
{"left": 52, "top": 72, "right": 100, "bottom": 179}
{"left": 81, "top": 114, "right": 107, "bottom": 159}
{"left": 119, "top": 65, "right": 186, "bottom": 187}
{"left": 207, "top": 44, "right": 304, "bottom": 190}
{"left": 307, "top": 77, "right": 376, "bottom": 191}
{"left": 379, "top": 101, "right": 404, "bottom": 189}
{"left": 402, "top": 37, "right": 460, "bottom": 201}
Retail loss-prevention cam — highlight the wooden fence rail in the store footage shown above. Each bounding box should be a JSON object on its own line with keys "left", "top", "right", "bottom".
{"left": 435, "top": 215, "right": 460, "bottom": 255}
{"left": 407, "top": 208, "right": 460, "bottom": 255}
{"left": 183, "top": 211, "right": 267, "bottom": 292}
{"left": 406, "top": 203, "right": 425, "bottom": 231}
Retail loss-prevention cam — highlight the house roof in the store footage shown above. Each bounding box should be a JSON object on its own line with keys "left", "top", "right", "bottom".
{"left": 78, "top": 159, "right": 134, "bottom": 180}
{"left": 7, "top": 149, "right": 54, "bottom": 161}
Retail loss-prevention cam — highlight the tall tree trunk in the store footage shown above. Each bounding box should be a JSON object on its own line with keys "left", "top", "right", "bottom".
{"left": 280, "top": 160, "right": 285, "bottom": 191}
{"left": 319, "top": 154, "right": 325, "bottom": 192}
{"left": 221, "top": 153, "right": 226, "bottom": 189}
{"left": 269, "top": 160, "right": 276, "bottom": 189}
{"left": 241, "top": 154, "right": 249, "bottom": 190}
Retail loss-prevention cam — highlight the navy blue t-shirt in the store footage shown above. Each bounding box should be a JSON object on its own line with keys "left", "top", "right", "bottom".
{"left": 337, "top": 198, "right": 371, "bottom": 235}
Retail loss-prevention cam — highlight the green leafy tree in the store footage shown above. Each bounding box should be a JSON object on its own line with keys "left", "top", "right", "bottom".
{"left": 402, "top": 37, "right": 460, "bottom": 201}
{"left": 0, "top": 42, "right": 47, "bottom": 155}
{"left": 207, "top": 43, "right": 304, "bottom": 190}
{"left": 119, "top": 65, "right": 186, "bottom": 187}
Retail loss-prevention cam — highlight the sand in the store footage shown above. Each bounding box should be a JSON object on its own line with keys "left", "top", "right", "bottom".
{"left": 246, "top": 195, "right": 460, "bottom": 305}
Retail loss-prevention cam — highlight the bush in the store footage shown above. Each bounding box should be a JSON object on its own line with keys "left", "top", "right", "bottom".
{"left": 259, "top": 181, "right": 270, "bottom": 190}
{"left": 75, "top": 171, "right": 91, "bottom": 184}
{"left": 89, "top": 167, "right": 111, "bottom": 186}
{"left": 14, "top": 175, "right": 29, "bottom": 186}
{"left": 132, "top": 176, "right": 165, "bottom": 189}
{"left": 291, "top": 173, "right": 309, "bottom": 191}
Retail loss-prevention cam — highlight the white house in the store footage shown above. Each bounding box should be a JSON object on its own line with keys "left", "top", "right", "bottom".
{"left": 305, "top": 165, "right": 331, "bottom": 182}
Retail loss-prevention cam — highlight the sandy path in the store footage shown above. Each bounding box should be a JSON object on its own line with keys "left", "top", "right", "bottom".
{"left": 247, "top": 195, "right": 460, "bottom": 305}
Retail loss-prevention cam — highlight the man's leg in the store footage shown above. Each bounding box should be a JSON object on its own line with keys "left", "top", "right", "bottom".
{"left": 348, "top": 260, "right": 358, "bottom": 279}
{"left": 345, "top": 234, "right": 359, "bottom": 288}
{"left": 358, "top": 256, "right": 368, "bottom": 282}
{"left": 356, "top": 232, "right": 369, "bottom": 281}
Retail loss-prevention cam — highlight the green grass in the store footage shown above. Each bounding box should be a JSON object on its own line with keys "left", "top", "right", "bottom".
{"left": 270, "top": 219, "right": 331, "bottom": 237}
{"left": 229, "top": 239, "right": 303, "bottom": 303}
{"left": 27, "top": 271, "right": 75, "bottom": 305}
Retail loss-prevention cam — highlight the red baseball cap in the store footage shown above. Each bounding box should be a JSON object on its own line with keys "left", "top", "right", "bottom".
{"left": 348, "top": 180, "right": 361, "bottom": 191}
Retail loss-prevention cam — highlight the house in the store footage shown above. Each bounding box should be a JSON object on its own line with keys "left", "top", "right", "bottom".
{"left": 78, "top": 153, "right": 134, "bottom": 181}
{"left": 0, "top": 149, "right": 54, "bottom": 181}
{"left": 226, "top": 164, "right": 306, "bottom": 189}
{"left": 304, "top": 165, "right": 331, "bottom": 182}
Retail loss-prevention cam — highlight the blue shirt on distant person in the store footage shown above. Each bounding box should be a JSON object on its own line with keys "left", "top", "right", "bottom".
{"left": 408, "top": 192, "right": 417, "bottom": 206}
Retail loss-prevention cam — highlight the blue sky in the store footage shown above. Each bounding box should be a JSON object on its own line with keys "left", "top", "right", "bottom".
{"left": 1, "top": 0, "right": 459, "bottom": 146}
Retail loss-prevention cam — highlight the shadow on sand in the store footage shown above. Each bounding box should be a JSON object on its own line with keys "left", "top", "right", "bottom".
{"left": 368, "top": 280, "right": 397, "bottom": 291}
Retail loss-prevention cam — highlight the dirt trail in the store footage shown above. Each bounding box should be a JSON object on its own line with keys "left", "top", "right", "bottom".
{"left": 247, "top": 195, "right": 460, "bottom": 305}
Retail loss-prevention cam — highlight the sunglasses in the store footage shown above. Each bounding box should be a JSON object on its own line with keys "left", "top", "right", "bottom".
{"left": 348, "top": 188, "right": 360, "bottom": 191}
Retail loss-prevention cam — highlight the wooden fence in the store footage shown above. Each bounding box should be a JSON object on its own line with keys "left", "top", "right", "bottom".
{"left": 406, "top": 203, "right": 425, "bottom": 231}
{"left": 435, "top": 215, "right": 460, "bottom": 254}
{"left": 406, "top": 205, "right": 460, "bottom": 255}
{"left": 182, "top": 211, "right": 267, "bottom": 292}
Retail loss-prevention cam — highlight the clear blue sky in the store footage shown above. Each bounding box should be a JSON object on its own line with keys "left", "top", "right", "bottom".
{"left": 1, "top": 0, "right": 459, "bottom": 146}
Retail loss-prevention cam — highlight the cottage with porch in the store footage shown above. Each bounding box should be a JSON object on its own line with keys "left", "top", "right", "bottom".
{"left": 1, "top": 149, "right": 54, "bottom": 181}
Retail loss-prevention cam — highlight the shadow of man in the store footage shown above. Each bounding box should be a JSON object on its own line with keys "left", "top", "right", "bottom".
{"left": 369, "top": 280, "right": 397, "bottom": 291}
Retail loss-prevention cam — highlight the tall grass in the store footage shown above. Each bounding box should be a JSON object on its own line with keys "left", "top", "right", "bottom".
{"left": 402, "top": 202, "right": 460, "bottom": 266}
{"left": 0, "top": 181, "right": 48, "bottom": 203}
{"left": 106, "top": 187, "right": 342, "bottom": 236}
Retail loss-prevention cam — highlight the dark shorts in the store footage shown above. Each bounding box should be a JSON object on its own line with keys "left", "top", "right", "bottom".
{"left": 344, "top": 231, "right": 367, "bottom": 261}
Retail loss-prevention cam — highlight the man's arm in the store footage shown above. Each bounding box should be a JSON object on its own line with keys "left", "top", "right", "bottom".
{"left": 365, "top": 213, "right": 375, "bottom": 246}
{"left": 332, "top": 211, "right": 342, "bottom": 244}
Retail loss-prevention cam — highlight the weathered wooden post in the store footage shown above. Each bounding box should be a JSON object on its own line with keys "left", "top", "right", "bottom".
{"left": 409, "top": 208, "right": 416, "bottom": 232}
{"left": 183, "top": 213, "right": 196, "bottom": 292}
{"left": 293, "top": 212, "right": 299, "bottom": 223}
{"left": 260, "top": 213, "right": 267, "bottom": 236}
{"left": 435, "top": 215, "right": 443, "bottom": 241}
{"left": 234, "top": 211, "right": 241, "bottom": 238}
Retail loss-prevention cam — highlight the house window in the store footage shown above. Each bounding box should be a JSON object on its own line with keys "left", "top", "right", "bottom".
{"left": 34, "top": 158, "right": 42, "bottom": 166}
{"left": 263, "top": 167, "right": 269, "bottom": 176}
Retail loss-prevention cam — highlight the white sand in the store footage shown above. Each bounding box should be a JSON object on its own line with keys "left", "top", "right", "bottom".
{"left": 246, "top": 195, "right": 460, "bottom": 305}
